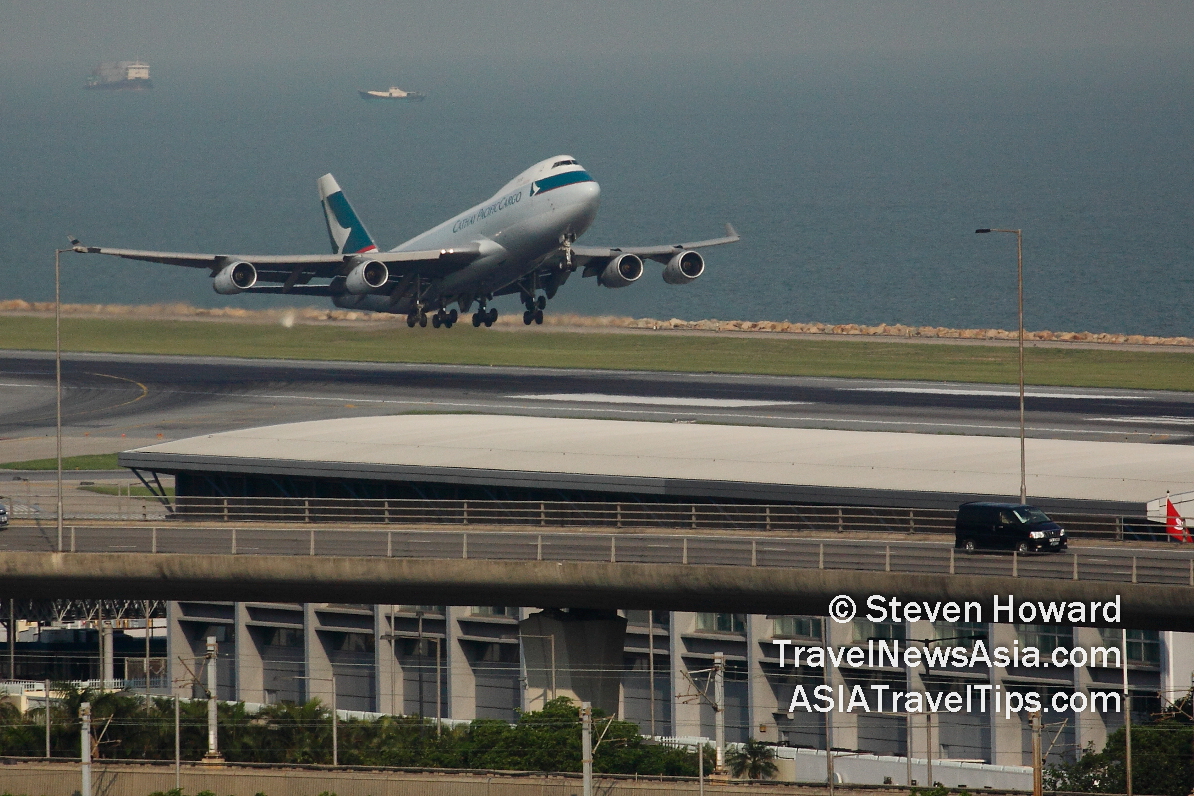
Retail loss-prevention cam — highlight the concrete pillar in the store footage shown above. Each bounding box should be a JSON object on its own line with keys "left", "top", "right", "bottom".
{"left": 100, "top": 623, "right": 114, "bottom": 686}
{"left": 826, "top": 619, "right": 854, "bottom": 752}
{"left": 747, "top": 614, "right": 775, "bottom": 741}
{"left": 1162, "top": 631, "right": 1194, "bottom": 706}
{"left": 671, "top": 612, "right": 701, "bottom": 738}
{"left": 167, "top": 602, "right": 188, "bottom": 698}
{"left": 520, "top": 609, "right": 626, "bottom": 716}
{"left": 304, "top": 604, "right": 334, "bottom": 706}
{"left": 989, "top": 623, "right": 1022, "bottom": 765}
{"left": 1072, "top": 626, "right": 1107, "bottom": 755}
{"left": 375, "top": 605, "right": 399, "bottom": 714}
{"left": 234, "top": 603, "right": 262, "bottom": 703}
{"left": 445, "top": 606, "right": 475, "bottom": 720}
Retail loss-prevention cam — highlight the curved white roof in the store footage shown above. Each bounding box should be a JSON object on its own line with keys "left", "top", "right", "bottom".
{"left": 121, "top": 414, "right": 1194, "bottom": 512}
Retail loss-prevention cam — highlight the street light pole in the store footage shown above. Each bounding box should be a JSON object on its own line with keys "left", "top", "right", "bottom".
{"left": 54, "top": 247, "right": 68, "bottom": 551}
{"left": 976, "top": 228, "right": 1026, "bottom": 503}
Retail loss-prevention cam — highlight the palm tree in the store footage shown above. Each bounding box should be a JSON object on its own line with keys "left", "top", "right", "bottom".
{"left": 727, "top": 738, "right": 778, "bottom": 780}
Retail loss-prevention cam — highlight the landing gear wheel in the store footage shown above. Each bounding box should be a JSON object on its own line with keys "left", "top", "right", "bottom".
{"left": 523, "top": 310, "right": 533, "bottom": 325}
{"left": 536, "top": 295, "right": 546, "bottom": 310}
{"left": 406, "top": 314, "right": 417, "bottom": 328}
{"left": 448, "top": 309, "right": 458, "bottom": 323}
{"left": 418, "top": 312, "right": 428, "bottom": 328}
{"left": 484, "top": 308, "right": 497, "bottom": 327}
{"left": 534, "top": 309, "right": 544, "bottom": 324}
{"left": 962, "top": 538, "right": 976, "bottom": 554}
{"left": 472, "top": 312, "right": 482, "bottom": 327}
{"left": 432, "top": 314, "right": 442, "bottom": 328}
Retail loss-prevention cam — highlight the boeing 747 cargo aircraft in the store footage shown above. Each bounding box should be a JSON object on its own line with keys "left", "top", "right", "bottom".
{"left": 76, "top": 156, "right": 739, "bottom": 328}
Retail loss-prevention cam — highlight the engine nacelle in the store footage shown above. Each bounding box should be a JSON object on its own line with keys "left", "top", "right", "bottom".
{"left": 662, "top": 250, "right": 704, "bottom": 284}
{"left": 598, "top": 253, "right": 644, "bottom": 288}
{"left": 344, "top": 259, "right": 389, "bottom": 294}
{"left": 212, "top": 261, "right": 257, "bottom": 294}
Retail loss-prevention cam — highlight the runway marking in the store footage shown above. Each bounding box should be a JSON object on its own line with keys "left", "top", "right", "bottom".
{"left": 507, "top": 393, "right": 807, "bottom": 408}
{"left": 847, "top": 387, "right": 1148, "bottom": 400}
{"left": 0, "top": 383, "right": 39, "bottom": 388}
{"left": 1087, "top": 416, "right": 1194, "bottom": 425}
{"left": 247, "top": 392, "right": 1152, "bottom": 436}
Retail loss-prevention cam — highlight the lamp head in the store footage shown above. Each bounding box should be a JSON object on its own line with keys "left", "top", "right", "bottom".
{"left": 975, "top": 229, "right": 992, "bottom": 234}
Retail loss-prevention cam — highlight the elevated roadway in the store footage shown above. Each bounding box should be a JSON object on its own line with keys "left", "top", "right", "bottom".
{"left": 2, "top": 524, "right": 1192, "bottom": 630}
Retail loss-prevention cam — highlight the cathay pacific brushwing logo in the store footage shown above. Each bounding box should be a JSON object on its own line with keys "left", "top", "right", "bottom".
{"left": 529, "top": 170, "right": 594, "bottom": 198}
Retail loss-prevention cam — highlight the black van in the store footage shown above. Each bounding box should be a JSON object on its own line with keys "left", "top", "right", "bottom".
{"left": 955, "top": 503, "right": 1066, "bottom": 553}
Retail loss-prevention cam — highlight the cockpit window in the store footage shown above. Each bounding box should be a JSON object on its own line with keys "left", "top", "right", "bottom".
{"left": 552, "top": 159, "right": 578, "bottom": 168}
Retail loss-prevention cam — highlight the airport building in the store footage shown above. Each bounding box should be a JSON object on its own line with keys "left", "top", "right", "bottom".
{"left": 9, "top": 412, "right": 1194, "bottom": 775}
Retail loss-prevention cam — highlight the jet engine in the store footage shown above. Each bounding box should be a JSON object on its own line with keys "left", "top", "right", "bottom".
{"left": 598, "top": 253, "right": 644, "bottom": 288}
{"left": 662, "top": 250, "right": 704, "bottom": 284}
{"left": 344, "top": 260, "right": 389, "bottom": 294}
{"left": 212, "top": 261, "right": 257, "bottom": 294}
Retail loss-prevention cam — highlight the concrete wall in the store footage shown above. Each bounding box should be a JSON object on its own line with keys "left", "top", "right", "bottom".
{"left": 0, "top": 761, "right": 1025, "bottom": 796}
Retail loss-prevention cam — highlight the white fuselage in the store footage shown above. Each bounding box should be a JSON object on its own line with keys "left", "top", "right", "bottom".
{"left": 336, "top": 157, "right": 600, "bottom": 313}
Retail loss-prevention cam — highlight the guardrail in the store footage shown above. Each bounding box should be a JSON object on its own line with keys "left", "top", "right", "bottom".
{"left": 5, "top": 493, "right": 1169, "bottom": 541}
{"left": 30, "top": 525, "right": 1194, "bottom": 588}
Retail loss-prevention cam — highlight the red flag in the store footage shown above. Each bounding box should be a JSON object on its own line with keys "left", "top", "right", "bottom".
{"left": 1166, "top": 498, "right": 1191, "bottom": 543}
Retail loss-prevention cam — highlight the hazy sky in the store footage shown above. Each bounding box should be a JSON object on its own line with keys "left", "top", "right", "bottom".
{"left": 3, "top": 0, "right": 1192, "bottom": 67}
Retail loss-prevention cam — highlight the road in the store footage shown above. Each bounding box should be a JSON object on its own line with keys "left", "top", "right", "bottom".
{"left": 3, "top": 523, "right": 1192, "bottom": 627}
{"left": 2, "top": 350, "right": 1194, "bottom": 446}
{"left": 2, "top": 522, "right": 1191, "bottom": 588}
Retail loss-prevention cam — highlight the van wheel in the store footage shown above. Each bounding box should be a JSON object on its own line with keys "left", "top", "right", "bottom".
{"left": 962, "top": 539, "right": 976, "bottom": 554}
{"left": 1017, "top": 541, "right": 1030, "bottom": 554}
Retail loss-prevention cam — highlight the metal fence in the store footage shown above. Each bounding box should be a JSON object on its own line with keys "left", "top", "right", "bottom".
{"left": 33, "top": 525, "right": 1194, "bottom": 588}
{"left": 4, "top": 488, "right": 1171, "bottom": 541}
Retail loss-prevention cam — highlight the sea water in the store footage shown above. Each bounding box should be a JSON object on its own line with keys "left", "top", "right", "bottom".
{"left": 1, "top": 51, "right": 1191, "bottom": 336}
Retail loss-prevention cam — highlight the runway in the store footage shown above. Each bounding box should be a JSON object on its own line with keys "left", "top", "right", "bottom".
{"left": 2, "top": 351, "right": 1193, "bottom": 456}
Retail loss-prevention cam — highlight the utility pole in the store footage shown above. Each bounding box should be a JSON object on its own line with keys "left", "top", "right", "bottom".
{"left": 713, "top": 651, "right": 726, "bottom": 775}
{"left": 648, "top": 610, "right": 656, "bottom": 737}
{"left": 1123, "top": 628, "right": 1133, "bottom": 796}
{"left": 174, "top": 694, "right": 181, "bottom": 789}
{"left": 80, "top": 701, "right": 91, "bottom": 796}
{"left": 926, "top": 712, "right": 934, "bottom": 787}
{"left": 331, "top": 679, "right": 338, "bottom": 767}
{"left": 417, "top": 611, "right": 425, "bottom": 735}
{"left": 44, "top": 678, "right": 51, "bottom": 758}
{"left": 1030, "top": 711, "right": 1043, "bottom": 796}
{"left": 698, "top": 742, "right": 705, "bottom": 796}
{"left": 581, "top": 701, "right": 593, "bottom": 796}
{"left": 202, "top": 636, "right": 222, "bottom": 764}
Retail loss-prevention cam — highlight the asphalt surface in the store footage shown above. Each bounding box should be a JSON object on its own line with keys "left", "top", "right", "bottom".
{"left": 2, "top": 350, "right": 1194, "bottom": 445}
{"left": 2, "top": 523, "right": 1192, "bottom": 588}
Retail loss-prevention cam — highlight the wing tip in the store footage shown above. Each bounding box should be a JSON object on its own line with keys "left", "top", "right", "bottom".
{"left": 725, "top": 222, "right": 740, "bottom": 240}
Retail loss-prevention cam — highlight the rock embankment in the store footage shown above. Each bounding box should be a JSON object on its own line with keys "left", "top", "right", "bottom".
{"left": 1, "top": 299, "right": 1190, "bottom": 347}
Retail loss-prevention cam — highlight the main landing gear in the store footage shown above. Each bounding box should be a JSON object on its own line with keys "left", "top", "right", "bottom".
{"left": 522, "top": 294, "right": 546, "bottom": 325}
{"left": 406, "top": 308, "right": 458, "bottom": 328}
{"left": 431, "top": 309, "right": 458, "bottom": 328}
{"left": 471, "top": 306, "right": 498, "bottom": 327}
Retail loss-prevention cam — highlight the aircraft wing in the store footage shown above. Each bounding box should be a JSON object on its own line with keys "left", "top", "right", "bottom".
{"left": 571, "top": 223, "right": 740, "bottom": 264}
{"left": 78, "top": 244, "right": 483, "bottom": 284}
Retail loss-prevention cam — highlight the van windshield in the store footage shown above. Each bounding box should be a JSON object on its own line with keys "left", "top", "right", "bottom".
{"left": 1013, "top": 507, "right": 1051, "bottom": 525}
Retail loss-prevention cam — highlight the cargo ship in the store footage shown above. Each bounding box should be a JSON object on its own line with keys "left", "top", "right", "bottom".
{"left": 85, "top": 61, "right": 152, "bottom": 90}
{"left": 358, "top": 86, "right": 426, "bottom": 102}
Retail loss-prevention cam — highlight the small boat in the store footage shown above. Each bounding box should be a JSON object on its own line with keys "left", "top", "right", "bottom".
{"left": 358, "top": 86, "right": 426, "bottom": 102}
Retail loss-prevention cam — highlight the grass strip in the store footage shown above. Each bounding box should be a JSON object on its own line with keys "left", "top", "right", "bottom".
{"left": 2, "top": 315, "right": 1192, "bottom": 391}
{"left": 0, "top": 452, "right": 120, "bottom": 470}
